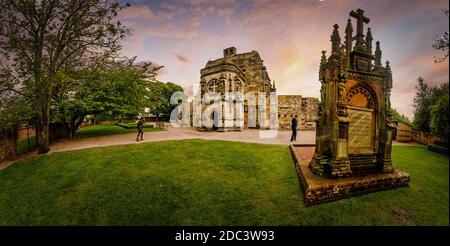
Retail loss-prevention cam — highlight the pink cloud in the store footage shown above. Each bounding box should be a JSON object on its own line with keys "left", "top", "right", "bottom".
{"left": 175, "top": 53, "right": 190, "bottom": 63}
{"left": 120, "top": 5, "right": 174, "bottom": 21}
{"left": 186, "top": 0, "right": 238, "bottom": 5}
{"left": 118, "top": 0, "right": 449, "bottom": 120}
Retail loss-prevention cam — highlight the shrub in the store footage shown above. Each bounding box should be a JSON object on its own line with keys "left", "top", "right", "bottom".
{"left": 116, "top": 123, "right": 154, "bottom": 129}
{"left": 427, "top": 144, "right": 449, "bottom": 155}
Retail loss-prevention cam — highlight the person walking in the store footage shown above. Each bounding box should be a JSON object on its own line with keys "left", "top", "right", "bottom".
{"left": 290, "top": 115, "right": 298, "bottom": 142}
{"left": 136, "top": 118, "right": 145, "bottom": 141}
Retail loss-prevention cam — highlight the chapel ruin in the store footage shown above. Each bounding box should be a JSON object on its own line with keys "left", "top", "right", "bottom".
{"left": 198, "top": 47, "right": 318, "bottom": 131}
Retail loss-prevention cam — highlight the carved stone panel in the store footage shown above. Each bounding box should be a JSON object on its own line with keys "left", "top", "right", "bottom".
{"left": 348, "top": 106, "right": 375, "bottom": 155}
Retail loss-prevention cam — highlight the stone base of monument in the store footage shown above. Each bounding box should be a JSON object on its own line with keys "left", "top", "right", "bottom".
{"left": 289, "top": 144, "right": 410, "bottom": 206}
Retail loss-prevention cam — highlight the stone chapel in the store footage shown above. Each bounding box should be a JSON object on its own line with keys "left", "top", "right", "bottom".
{"left": 198, "top": 47, "right": 319, "bottom": 131}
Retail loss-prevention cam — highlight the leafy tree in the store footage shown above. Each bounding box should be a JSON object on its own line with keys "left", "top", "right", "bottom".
{"left": 429, "top": 82, "right": 449, "bottom": 140}
{"left": 0, "top": 0, "right": 130, "bottom": 153}
{"left": 413, "top": 77, "right": 449, "bottom": 142}
{"left": 433, "top": 9, "right": 449, "bottom": 63}
{"left": 145, "top": 81, "right": 184, "bottom": 122}
{"left": 53, "top": 57, "right": 161, "bottom": 137}
{"left": 413, "top": 77, "right": 431, "bottom": 131}
{"left": 389, "top": 107, "right": 411, "bottom": 125}
{"left": 0, "top": 94, "right": 33, "bottom": 129}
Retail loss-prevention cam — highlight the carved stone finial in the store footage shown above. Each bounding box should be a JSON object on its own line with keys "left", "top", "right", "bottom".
{"left": 319, "top": 50, "right": 327, "bottom": 81}
{"left": 385, "top": 60, "right": 392, "bottom": 89}
{"left": 366, "top": 28, "right": 373, "bottom": 54}
{"left": 345, "top": 18, "right": 353, "bottom": 66}
{"left": 331, "top": 24, "right": 341, "bottom": 55}
{"left": 375, "top": 41, "right": 382, "bottom": 67}
{"left": 345, "top": 18, "right": 353, "bottom": 37}
{"left": 320, "top": 50, "right": 327, "bottom": 66}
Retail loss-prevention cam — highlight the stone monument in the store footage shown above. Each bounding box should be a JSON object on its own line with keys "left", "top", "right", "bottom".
{"left": 290, "top": 8, "right": 410, "bottom": 206}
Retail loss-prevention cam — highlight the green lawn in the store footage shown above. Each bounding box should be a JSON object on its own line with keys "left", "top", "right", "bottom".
{"left": 0, "top": 140, "right": 448, "bottom": 225}
{"left": 75, "top": 124, "right": 164, "bottom": 138}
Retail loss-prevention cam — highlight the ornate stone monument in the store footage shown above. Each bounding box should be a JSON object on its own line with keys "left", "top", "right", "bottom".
{"left": 290, "top": 8, "right": 410, "bottom": 206}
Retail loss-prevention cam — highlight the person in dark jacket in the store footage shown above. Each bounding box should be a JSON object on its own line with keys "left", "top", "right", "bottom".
{"left": 136, "top": 118, "right": 145, "bottom": 141}
{"left": 290, "top": 115, "right": 298, "bottom": 142}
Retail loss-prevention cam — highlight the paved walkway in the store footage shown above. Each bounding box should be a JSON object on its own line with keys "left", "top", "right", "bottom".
{"left": 0, "top": 125, "right": 423, "bottom": 170}
{"left": 49, "top": 126, "right": 316, "bottom": 153}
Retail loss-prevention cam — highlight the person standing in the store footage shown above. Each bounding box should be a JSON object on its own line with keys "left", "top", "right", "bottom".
{"left": 290, "top": 115, "right": 298, "bottom": 142}
{"left": 136, "top": 118, "right": 145, "bottom": 141}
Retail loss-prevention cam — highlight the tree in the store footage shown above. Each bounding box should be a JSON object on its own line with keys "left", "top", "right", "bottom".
{"left": 145, "top": 81, "right": 184, "bottom": 122}
{"left": 0, "top": 0, "right": 130, "bottom": 153}
{"left": 389, "top": 107, "right": 411, "bottom": 125}
{"left": 413, "top": 77, "right": 431, "bottom": 131}
{"left": 413, "top": 77, "right": 449, "bottom": 142}
{"left": 0, "top": 94, "right": 33, "bottom": 129}
{"left": 433, "top": 9, "right": 449, "bottom": 63}
{"left": 53, "top": 57, "right": 161, "bottom": 137}
{"left": 429, "top": 82, "right": 449, "bottom": 140}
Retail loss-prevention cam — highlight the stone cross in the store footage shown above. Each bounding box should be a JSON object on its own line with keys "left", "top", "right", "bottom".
{"left": 210, "top": 83, "right": 218, "bottom": 92}
{"left": 350, "top": 8, "right": 370, "bottom": 50}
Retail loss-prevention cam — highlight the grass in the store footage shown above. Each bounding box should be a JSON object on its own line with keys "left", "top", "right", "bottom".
{"left": 0, "top": 140, "right": 448, "bottom": 225}
{"left": 75, "top": 124, "right": 164, "bottom": 138}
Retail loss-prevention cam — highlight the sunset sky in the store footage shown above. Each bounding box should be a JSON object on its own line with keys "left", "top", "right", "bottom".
{"left": 117, "top": 0, "right": 449, "bottom": 119}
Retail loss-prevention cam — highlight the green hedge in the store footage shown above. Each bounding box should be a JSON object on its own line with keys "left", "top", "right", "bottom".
{"left": 427, "top": 144, "right": 449, "bottom": 155}
{"left": 116, "top": 123, "right": 154, "bottom": 129}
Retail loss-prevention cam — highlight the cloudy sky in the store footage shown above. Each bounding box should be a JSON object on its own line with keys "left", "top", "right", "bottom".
{"left": 117, "top": 0, "right": 449, "bottom": 119}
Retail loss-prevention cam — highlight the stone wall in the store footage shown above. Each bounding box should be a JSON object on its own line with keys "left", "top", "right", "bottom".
{"left": 278, "top": 95, "right": 319, "bottom": 130}
{"left": 0, "top": 128, "right": 17, "bottom": 162}
{"left": 412, "top": 130, "right": 446, "bottom": 145}
{"left": 278, "top": 95, "right": 302, "bottom": 130}
{"left": 300, "top": 97, "right": 319, "bottom": 130}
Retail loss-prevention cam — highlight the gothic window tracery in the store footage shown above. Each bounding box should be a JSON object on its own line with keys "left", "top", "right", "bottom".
{"left": 207, "top": 79, "right": 220, "bottom": 93}
{"left": 346, "top": 83, "right": 377, "bottom": 109}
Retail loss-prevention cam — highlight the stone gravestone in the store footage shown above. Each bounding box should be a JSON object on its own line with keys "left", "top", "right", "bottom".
{"left": 290, "top": 8, "right": 410, "bottom": 206}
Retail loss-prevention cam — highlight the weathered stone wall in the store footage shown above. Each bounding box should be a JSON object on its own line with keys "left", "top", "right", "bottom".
{"left": 0, "top": 128, "right": 17, "bottom": 162}
{"left": 278, "top": 95, "right": 302, "bottom": 130}
{"left": 411, "top": 130, "right": 446, "bottom": 145}
{"left": 300, "top": 97, "right": 319, "bottom": 130}
{"left": 278, "top": 95, "right": 319, "bottom": 130}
